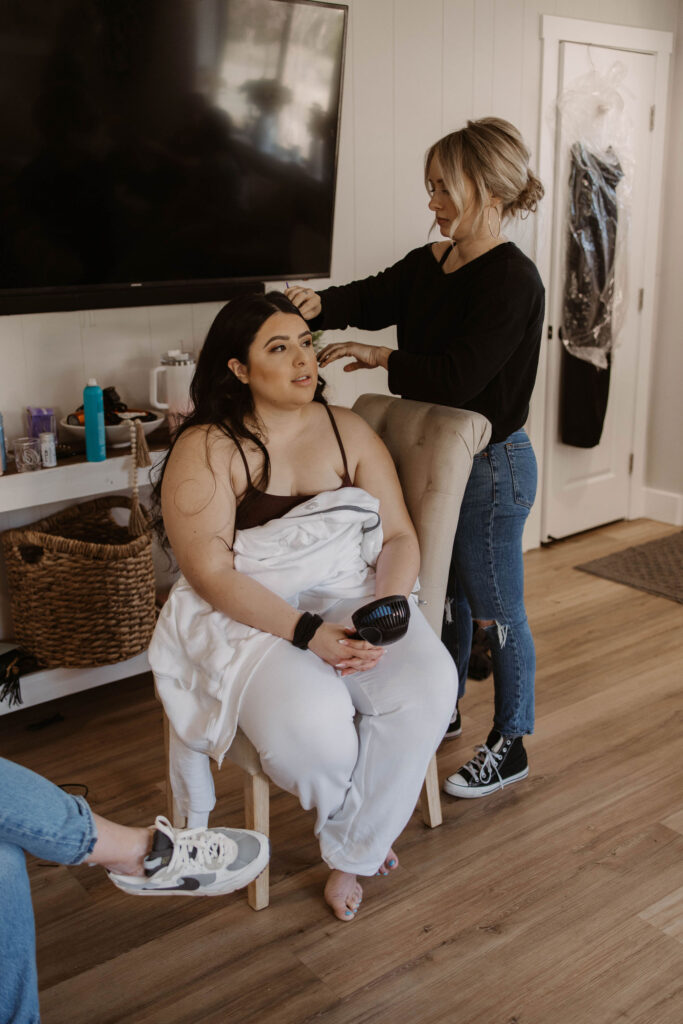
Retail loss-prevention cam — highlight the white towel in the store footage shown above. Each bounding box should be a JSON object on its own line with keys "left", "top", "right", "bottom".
{"left": 150, "top": 487, "right": 384, "bottom": 763}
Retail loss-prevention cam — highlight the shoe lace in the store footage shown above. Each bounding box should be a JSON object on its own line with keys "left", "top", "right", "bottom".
{"left": 464, "top": 743, "right": 505, "bottom": 787}
{"left": 169, "top": 827, "right": 238, "bottom": 875}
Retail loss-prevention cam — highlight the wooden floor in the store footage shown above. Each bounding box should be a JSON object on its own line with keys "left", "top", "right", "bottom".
{"left": 2, "top": 518, "right": 682, "bottom": 1024}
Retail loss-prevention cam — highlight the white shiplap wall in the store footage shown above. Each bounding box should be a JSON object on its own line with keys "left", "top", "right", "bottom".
{"left": 0, "top": 0, "right": 680, "bottom": 505}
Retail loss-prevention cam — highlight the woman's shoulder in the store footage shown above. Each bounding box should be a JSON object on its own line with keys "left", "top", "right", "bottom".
{"left": 499, "top": 242, "right": 544, "bottom": 290}
{"left": 470, "top": 242, "right": 544, "bottom": 303}
{"left": 161, "top": 424, "right": 242, "bottom": 512}
{"left": 407, "top": 243, "right": 440, "bottom": 266}
{"left": 326, "top": 404, "right": 391, "bottom": 464}
{"left": 171, "top": 422, "right": 231, "bottom": 454}
{"left": 383, "top": 244, "right": 435, "bottom": 273}
{"left": 166, "top": 423, "right": 245, "bottom": 479}
{"left": 327, "top": 403, "right": 378, "bottom": 439}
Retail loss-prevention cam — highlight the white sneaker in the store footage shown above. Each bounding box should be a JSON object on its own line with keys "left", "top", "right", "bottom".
{"left": 108, "top": 815, "right": 269, "bottom": 896}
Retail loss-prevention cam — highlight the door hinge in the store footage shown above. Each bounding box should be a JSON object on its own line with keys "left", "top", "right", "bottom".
{"left": 547, "top": 324, "right": 553, "bottom": 340}
{"left": 650, "top": 105, "right": 655, "bottom": 131}
{"left": 638, "top": 288, "right": 644, "bottom": 312}
{"left": 629, "top": 453, "right": 634, "bottom": 475}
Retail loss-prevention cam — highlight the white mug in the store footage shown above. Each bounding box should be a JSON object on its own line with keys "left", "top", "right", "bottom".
{"left": 150, "top": 351, "right": 195, "bottom": 431}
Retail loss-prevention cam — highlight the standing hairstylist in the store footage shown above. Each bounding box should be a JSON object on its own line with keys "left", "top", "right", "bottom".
{"left": 286, "top": 117, "right": 545, "bottom": 800}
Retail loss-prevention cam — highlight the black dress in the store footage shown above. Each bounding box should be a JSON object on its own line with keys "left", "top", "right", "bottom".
{"left": 560, "top": 142, "right": 624, "bottom": 448}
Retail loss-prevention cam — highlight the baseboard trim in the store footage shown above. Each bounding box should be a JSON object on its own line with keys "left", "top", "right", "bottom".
{"left": 641, "top": 487, "right": 683, "bottom": 526}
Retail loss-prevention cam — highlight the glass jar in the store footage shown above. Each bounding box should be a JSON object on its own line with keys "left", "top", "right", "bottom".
{"left": 13, "top": 436, "right": 42, "bottom": 472}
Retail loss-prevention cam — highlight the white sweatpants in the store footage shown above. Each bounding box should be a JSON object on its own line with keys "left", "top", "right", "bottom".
{"left": 168, "top": 604, "right": 457, "bottom": 876}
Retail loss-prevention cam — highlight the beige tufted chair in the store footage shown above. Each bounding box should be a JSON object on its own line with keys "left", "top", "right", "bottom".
{"left": 164, "top": 395, "right": 491, "bottom": 910}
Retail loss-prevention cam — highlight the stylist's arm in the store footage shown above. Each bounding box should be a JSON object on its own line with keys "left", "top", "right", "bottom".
{"left": 285, "top": 286, "right": 392, "bottom": 373}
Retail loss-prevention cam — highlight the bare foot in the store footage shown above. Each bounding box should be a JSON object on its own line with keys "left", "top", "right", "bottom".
{"left": 376, "top": 848, "right": 399, "bottom": 876}
{"left": 324, "top": 870, "right": 363, "bottom": 921}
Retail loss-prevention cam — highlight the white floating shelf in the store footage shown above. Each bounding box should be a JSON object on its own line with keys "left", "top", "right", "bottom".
{"left": 0, "top": 651, "right": 151, "bottom": 716}
{"left": 1, "top": 448, "right": 167, "bottom": 514}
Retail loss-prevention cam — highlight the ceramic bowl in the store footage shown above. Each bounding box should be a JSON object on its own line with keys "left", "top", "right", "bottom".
{"left": 59, "top": 415, "right": 165, "bottom": 449}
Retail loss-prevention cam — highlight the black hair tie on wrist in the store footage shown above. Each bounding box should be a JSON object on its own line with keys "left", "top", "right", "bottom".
{"left": 292, "top": 612, "right": 324, "bottom": 650}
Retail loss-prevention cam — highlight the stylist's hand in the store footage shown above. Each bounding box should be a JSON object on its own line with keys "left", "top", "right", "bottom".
{"left": 308, "top": 622, "right": 385, "bottom": 677}
{"left": 317, "top": 341, "right": 391, "bottom": 372}
{"left": 285, "top": 286, "right": 321, "bottom": 320}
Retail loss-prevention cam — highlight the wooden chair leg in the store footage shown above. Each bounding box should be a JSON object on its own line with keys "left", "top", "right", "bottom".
{"left": 163, "top": 713, "right": 186, "bottom": 828}
{"left": 420, "top": 754, "right": 443, "bottom": 828}
{"left": 244, "top": 771, "right": 270, "bottom": 910}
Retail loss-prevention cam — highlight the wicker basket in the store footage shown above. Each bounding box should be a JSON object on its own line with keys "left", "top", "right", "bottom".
{"left": 1, "top": 496, "right": 156, "bottom": 668}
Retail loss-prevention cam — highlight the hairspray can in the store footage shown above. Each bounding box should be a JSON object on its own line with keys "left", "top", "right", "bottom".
{"left": 83, "top": 379, "right": 106, "bottom": 462}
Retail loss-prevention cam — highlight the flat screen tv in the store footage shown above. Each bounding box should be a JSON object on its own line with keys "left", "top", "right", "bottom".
{"left": 0, "top": 0, "right": 348, "bottom": 314}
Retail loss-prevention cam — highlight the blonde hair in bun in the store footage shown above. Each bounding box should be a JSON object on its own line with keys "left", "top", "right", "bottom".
{"left": 425, "top": 117, "right": 544, "bottom": 233}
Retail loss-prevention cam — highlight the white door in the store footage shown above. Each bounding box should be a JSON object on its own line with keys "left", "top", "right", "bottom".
{"left": 542, "top": 42, "right": 656, "bottom": 541}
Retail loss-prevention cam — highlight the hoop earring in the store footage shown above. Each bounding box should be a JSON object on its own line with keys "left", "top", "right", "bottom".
{"left": 487, "top": 205, "right": 501, "bottom": 239}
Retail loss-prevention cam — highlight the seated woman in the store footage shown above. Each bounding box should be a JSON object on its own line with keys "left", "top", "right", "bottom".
{"left": 149, "top": 292, "right": 457, "bottom": 921}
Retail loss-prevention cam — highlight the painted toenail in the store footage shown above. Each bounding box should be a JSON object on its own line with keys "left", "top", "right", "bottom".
{"left": 388, "top": 859, "right": 396, "bottom": 867}
{"left": 345, "top": 910, "right": 352, "bottom": 917}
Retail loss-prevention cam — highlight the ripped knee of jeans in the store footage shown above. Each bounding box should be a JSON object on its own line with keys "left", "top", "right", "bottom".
{"left": 476, "top": 619, "right": 508, "bottom": 649}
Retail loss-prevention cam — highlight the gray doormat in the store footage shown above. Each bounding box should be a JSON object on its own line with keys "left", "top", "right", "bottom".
{"left": 575, "top": 530, "right": 683, "bottom": 604}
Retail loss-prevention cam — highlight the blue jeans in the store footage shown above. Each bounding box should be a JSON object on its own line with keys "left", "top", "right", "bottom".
{"left": 0, "top": 758, "right": 97, "bottom": 1024}
{"left": 443, "top": 430, "right": 537, "bottom": 737}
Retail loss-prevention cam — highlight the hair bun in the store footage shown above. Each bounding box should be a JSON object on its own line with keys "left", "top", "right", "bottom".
{"left": 511, "top": 171, "right": 544, "bottom": 216}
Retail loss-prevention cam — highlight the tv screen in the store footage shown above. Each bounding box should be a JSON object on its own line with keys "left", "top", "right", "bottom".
{"left": 0, "top": 0, "right": 347, "bottom": 313}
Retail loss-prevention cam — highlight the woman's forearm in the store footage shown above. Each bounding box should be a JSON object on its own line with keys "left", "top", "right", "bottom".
{"left": 182, "top": 562, "right": 301, "bottom": 641}
{"left": 311, "top": 260, "right": 406, "bottom": 333}
{"left": 374, "top": 347, "right": 392, "bottom": 370}
{"left": 373, "top": 533, "right": 420, "bottom": 599}
{"left": 176, "top": 525, "right": 418, "bottom": 637}
{"left": 179, "top": 554, "right": 387, "bottom": 676}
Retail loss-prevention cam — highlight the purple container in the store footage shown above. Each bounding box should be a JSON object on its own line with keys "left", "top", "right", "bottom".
{"left": 26, "top": 407, "right": 56, "bottom": 438}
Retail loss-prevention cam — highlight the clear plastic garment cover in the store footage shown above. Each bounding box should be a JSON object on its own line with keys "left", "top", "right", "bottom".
{"left": 557, "top": 61, "right": 634, "bottom": 370}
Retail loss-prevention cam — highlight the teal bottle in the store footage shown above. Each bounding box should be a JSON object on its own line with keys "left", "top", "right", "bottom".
{"left": 83, "top": 378, "right": 106, "bottom": 462}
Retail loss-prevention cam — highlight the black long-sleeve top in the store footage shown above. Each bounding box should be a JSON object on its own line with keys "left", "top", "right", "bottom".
{"left": 312, "top": 242, "right": 545, "bottom": 443}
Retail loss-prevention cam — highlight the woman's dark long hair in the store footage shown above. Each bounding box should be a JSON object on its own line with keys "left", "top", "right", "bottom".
{"left": 151, "top": 290, "right": 326, "bottom": 549}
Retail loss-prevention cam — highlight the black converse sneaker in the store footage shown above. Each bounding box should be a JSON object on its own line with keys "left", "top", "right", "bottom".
{"left": 443, "top": 705, "right": 462, "bottom": 739}
{"left": 443, "top": 729, "right": 528, "bottom": 798}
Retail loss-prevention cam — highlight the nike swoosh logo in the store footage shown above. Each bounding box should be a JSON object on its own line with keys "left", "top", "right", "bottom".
{"left": 149, "top": 876, "right": 201, "bottom": 891}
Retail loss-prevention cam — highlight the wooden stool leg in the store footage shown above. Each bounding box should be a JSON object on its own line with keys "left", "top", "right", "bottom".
{"left": 420, "top": 754, "right": 443, "bottom": 828}
{"left": 163, "top": 713, "right": 186, "bottom": 828}
{"left": 245, "top": 771, "right": 270, "bottom": 910}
